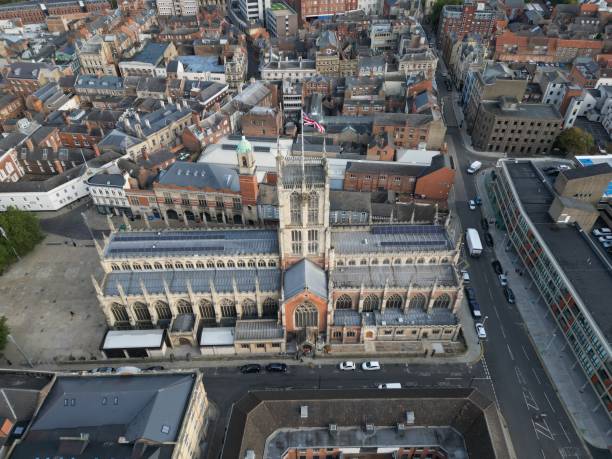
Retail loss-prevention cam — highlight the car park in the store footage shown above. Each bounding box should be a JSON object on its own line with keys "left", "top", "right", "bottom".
{"left": 481, "top": 218, "right": 489, "bottom": 231}
{"left": 339, "top": 361, "right": 356, "bottom": 371}
{"left": 491, "top": 260, "right": 503, "bottom": 275}
{"left": 503, "top": 286, "right": 515, "bottom": 304}
{"left": 461, "top": 270, "right": 470, "bottom": 284}
{"left": 266, "top": 363, "right": 288, "bottom": 373}
{"left": 468, "top": 200, "right": 476, "bottom": 210}
{"left": 240, "top": 364, "right": 261, "bottom": 374}
{"left": 475, "top": 323, "right": 487, "bottom": 340}
{"left": 89, "top": 367, "right": 115, "bottom": 374}
{"left": 361, "top": 361, "right": 381, "bottom": 371}
{"left": 593, "top": 228, "right": 611, "bottom": 237}
{"left": 484, "top": 232, "right": 494, "bottom": 247}
{"left": 498, "top": 274, "right": 508, "bottom": 286}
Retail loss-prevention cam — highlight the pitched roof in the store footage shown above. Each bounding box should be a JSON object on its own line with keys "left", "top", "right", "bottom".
{"left": 157, "top": 162, "right": 240, "bottom": 192}
{"left": 283, "top": 259, "right": 327, "bottom": 300}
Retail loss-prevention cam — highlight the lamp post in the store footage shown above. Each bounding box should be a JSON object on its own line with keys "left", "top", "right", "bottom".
{"left": 482, "top": 315, "right": 489, "bottom": 327}
{"left": 7, "top": 334, "right": 33, "bottom": 368}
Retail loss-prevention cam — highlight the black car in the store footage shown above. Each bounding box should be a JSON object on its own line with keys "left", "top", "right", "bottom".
{"left": 265, "top": 363, "right": 288, "bottom": 373}
{"left": 484, "top": 232, "right": 494, "bottom": 247}
{"left": 144, "top": 366, "right": 165, "bottom": 371}
{"left": 481, "top": 218, "right": 489, "bottom": 231}
{"left": 464, "top": 286, "right": 476, "bottom": 302}
{"left": 503, "top": 286, "right": 515, "bottom": 304}
{"left": 491, "top": 260, "right": 503, "bottom": 275}
{"left": 240, "top": 364, "right": 262, "bottom": 374}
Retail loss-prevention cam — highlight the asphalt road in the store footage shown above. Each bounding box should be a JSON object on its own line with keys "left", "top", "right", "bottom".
{"left": 200, "top": 361, "right": 490, "bottom": 459}
{"left": 447, "top": 125, "right": 589, "bottom": 458}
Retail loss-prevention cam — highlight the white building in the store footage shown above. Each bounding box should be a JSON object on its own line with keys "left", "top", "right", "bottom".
{"left": 239, "top": 0, "right": 270, "bottom": 22}
{"left": 357, "top": 0, "right": 380, "bottom": 14}
{"left": 282, "top": 79, "right": 302, "bottom": 114}
{"left": 156, "top": 0, "right": 198, "bottom": 16}
{"left": 535, "top": 67, "right": 570, "bottom": 108}
{"left": 261, "top": 59, "right": 317, "bottom": 83}
{"left": 87, "top": 172, "right": 131, "bottom": 216}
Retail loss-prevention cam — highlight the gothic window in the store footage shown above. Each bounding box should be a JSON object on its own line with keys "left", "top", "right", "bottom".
{"left": 386, "top": 294, "right": 403, "bottom": 309}
{"left": 237, "top": 260, "right": 245, "bottom": 267}
{"left": 216, "top": 260, "right": 225, "bottom": 268}
{"left": 362, "top": 295, "right": 380, "bottom": 312}
{"left": 409, "top": 294, "right": 427, "bottom": 310}
{"left": 185, "top": 262, "right": 194, "bottom": 269}
{"left": 335, "top": 294, "right": 352, "bottom": 309}
{"left": 248, "top": 259, "right": 256, "bottom": 267}
{"left": 417, "top": 258, "right": 424, "bottom": 264}
{"left": 394, "top": 258, "right": 402, "bottom": 265}
{"left": 258, "top": 259, "right": 266, "bottom": 267}
{"left": 142, "top": 263, "right": 152, "bottom": 270}
{"left": 268, "top": 260, "right": 277, "bottom": 267}
{"left": 308, "top": 191, "right": 319, "bottom": 223}
{"left": 133, "top": 302, "right": 151, "bottom": 321}
{"left": 111, "top": 303, "right": 129, "bottom": 322}
{"left": 360, "top": 259, "right": 367, "bottom": 265}
{"left": 175, "top": 262, "right": 183, "bottom": 269}
{"left": 242, "top": 299, "right": 257, "bottom": 318}
{"left": 348, "top": 260, "right": 356, "bottom": 266}
{"left": 154, "top": 262, "right": 163, "bottom": 269}
{"left": 262, "top": 298, "right": 278, "bottom": 318}
{"left": 294, "top": 302, "right": 318, "bottom": 328}
{"left": 337, "top": 260, "right": 344, "bottom": 266}
{"left": 291, "top": 230, "right": 302, "bottom": 255}
{"left": 165, "top": 262, "right": 173, "bottom": 269}
{"left": 122, "top": 262, "right": 130, "bottom": 270}
{"left": 382, "top": 259, "right": 390, "bottom": 265}
{"left": 226, "top": 260, "right": 235, "bottom": 268}
{"left": 433, "top": 293, "right": 451, "bottom": 309}
{"left": 199, "top": 299, "right": 215, "bottom": 318}
{"left": 371, "top": 259, "right": 379, "bottom": 265}
{"left": 207, "top": 260, "right": 215, "bottom": 268}
{"left": 220, "top": 299, "right": 237, "bottom": 318}
{"left": 307, "top": 229, "right": 319, "bottom": 254}
{"left": 132, "top": 263, "right": 141, "bottom": 270}
{"left": 176, "top": 299, "right": 193, "bottom": 315}
{"left": 196, "top": 261, "right": 205, "bottom": 269}
{"left": 290, "top": 191, "right": 301, "bottom": 225}
{"left": 155, "top": 301, "right": 172, "bottom": 320}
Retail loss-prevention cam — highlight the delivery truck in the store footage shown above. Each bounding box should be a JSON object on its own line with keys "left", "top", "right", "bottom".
{"left": 466, "top": 228, "right": 483, "bottom": 257}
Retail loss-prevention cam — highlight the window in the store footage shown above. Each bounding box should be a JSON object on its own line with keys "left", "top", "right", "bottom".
{"left": 409, "top": 294, "right": 426, "bottom": 310}
{"left": 433, "top": 293, "right": 451, "bottom": 308}
{"left": 336, "top": 294, "right": 352, "bottom": 309}
{"left": 290, "top": 191, "right": 301, "bottom": 224}
{"left": 291, "top": 230, "right": 302, "bottom": 254}
{"left": 220, "top": 299, "right": 237, "bottom": 318}
{"left": 362, "top": 295, "right": 379, "bottom": 312}
{"left": 308, "top": 191, "right": 319, "bottom": 223}
{"left": 295, "top": 302, "right": 318, "bottom": 327}
{"left": 386, "top": 294, "right": 402, "bottom": 309}
{"left": 308, "top": 229, "right": 319, "bottom": 254}
{"left": 199, "top": 300, "right": 215, "bottom": 318}
{"left": 232, "top": 197, "right": 241, "bottom": 210}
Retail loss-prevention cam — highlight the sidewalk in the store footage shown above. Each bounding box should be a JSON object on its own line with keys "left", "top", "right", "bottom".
{"left": 475, "top": 169, "right": 611, "bottom": 449}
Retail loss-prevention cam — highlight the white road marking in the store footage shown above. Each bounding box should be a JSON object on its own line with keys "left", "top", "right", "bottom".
{"left": 523, "top": 389, "right": 540, "bottom": 411}
{"left": 515, "top": 366, "right": 527, "bottom": 385}
{"left": 522, "top": 345, "right": 531, "bottom": 361}
{"left": 493, "top": 304, "right": 501, "bottom": 320}
{"left": 532, "top": 417, "right": 554, "bottom": 441}
{"left": 541, "top": 449, "right": 546, "bottom": 459}
{"left": 488, "top": 288, "right": 494, "bottom": 300}
{"left": 559, "top": 422, "right": 570, "bottom": 443}
{"left": 507, "top": 344, "right": 515, "bottom": 361}
{"left": 532, "top": 368, "right": 542, "bottom": 385}
{"left": 544, "top": 392, "right": 557, "bottom": 413}
{"left": 500, "top": 324, "right": 507, "bottom": 339}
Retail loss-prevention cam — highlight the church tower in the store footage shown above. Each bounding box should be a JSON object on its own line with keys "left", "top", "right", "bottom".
{"left": 277, "top": 154, "right": 330, "bottom": 269}
{"left": 236, "top": 136, "right": 258, "bottom": 224}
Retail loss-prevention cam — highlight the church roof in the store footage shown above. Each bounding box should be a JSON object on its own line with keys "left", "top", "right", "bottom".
{"left": 283, "top": 259, "right": 327, "bottom": 300}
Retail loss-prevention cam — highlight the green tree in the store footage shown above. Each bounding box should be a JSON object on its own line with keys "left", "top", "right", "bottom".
{"left": 554, "top": 127, "right": 595, "bottom": 156}
{"left": 0, "top": 316, "right": 9, "bottom": 352}
{"left": 430, "top": 0, "right": 462, "bottom": 29}
{"left": 0, "top": 207, "right": 44, "bottom": 273}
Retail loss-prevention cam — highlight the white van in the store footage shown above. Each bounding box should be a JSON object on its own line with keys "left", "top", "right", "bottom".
{"left": 377, "top": 383, "right": 402, "bottom": 389}
{"left": 467, "top": 161, "right": 482, "bottom": 174}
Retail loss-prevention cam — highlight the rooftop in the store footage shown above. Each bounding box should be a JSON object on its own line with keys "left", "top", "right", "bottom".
{"left": 126, "top": 42, "right": 170, "bottom": 65}
{"left": 157, "top": 161, "right": 240, "bottom": 192}
{"left": 177, "top": 55, "right": 224, "bottom": 73}
{"left": 481, "top": 99, "right": 562, "bottom": 120}
{"left": 332, "top": 225, "right": 454, "bottom": 254}
{"left": 504, "top": 160, "right": 612, "bottom": 343}
{"left": 104, "top": 228, "right": 279, "bottom": 259}
{"left": 331, "top": 264, "right": 456, "bottom": 288}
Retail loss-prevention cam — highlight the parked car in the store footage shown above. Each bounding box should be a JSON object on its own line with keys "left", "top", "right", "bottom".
{"left": 378, "top": 383, "right": 402, "bottom": 389}
{"left": 598, "top": 236, "right": 612, "bottom": 243}
{"left": 266, "top": 363, "right": 288, "bottom": 373}
{"left": 474, "top": 197, "right": 482, "bottom": 206}
{"left": 461, "top": 270, "right": 470, "bottom": 284}
{"left": 469, "top": 299, "right": 482, "bottom": 318}
{"left": 144, "top": 366, "right": 165, "bottom": 371}
{"left": 603, "top": 241, "right": 612, "bottom": 249}
{"left": 498, "top": 274, "right": 508, "bottom": 286}
{"left": 361, "top": 361, "right": 381, "bottom": 371}
{"left": 89, "top": 367, "right": 115, "bottom": 374}
{"left": 468, "top": 200, "right": 476, "bottom": 211}
{"left": 475, "top": 323, "right": 487, "bottom": 340}
{"left": 481, "top": 218, "right": 489, "bottom": 231}
{"left": 240, "top": 364, "right": 261, "bottom": 374}
{"left": 503, "top": 286, "right": 515, "bottom": 304}
{"left": 491, "top": 260, "right": 503, "bottom": 275}
{"left": 464, "top": 286, "right": 476, "bottom": 302}
{"left": 592, "top": 228, "right": 611, "bottom": 237}
{"left": 339, "top": 361, "right": 356, "bottom": 371}
{"left": 484, "top": 232, "right": 494, "bottom": 247}
{"left": 115, "top": 366, "right": 142, "bottom": 375}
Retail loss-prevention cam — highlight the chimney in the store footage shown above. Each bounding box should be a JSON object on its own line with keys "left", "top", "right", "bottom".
{"left": 53, "top": 159, "right": 64, "bottom": 174}
{"left": 93, "top": 143, "right": 101, "bottom": 157}
{"left": 137, "top": 167, "right": 150, "bottom": 189}
{"left": 141, "top": 147, "right": 149, "bottom": 160}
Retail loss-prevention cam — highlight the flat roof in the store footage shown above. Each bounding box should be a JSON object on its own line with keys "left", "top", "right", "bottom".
{"left": 200, "top": 327, "right": 235, "bottom": 346}
{"left": 102, "top": 329, "right": 164, "bottom": 349}
{"left": 505, "top": 161, "right": 612, "bottom": 343}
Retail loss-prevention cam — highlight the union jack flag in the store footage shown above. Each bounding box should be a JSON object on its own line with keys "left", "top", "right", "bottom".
{"left": 303, "top": 112, "right": 325, "bottom": 133}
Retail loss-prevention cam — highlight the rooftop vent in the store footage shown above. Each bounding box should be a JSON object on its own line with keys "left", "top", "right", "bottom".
{"left": 397, "top": 422, "right": 406, "bottom": 432}
{"left": 300, "top": 405, "right": 308, "bottom": 418}
{"left": 365, "top": 423, "right": 375, "bottom": 432}
{"left": 329, "top": 424, "right": 337, "bottom": 434}
{"left": 406, "top": 411, "right": 415, "bottom": 424}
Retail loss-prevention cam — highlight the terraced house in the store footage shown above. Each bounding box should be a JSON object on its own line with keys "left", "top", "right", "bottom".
{"left": 93, "top": 147, "right": 465, "bottom": 357}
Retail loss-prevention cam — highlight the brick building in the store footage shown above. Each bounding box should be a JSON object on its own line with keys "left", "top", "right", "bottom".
{"left": 372, "top": 113, "right": 446, "bottom": 150}
{"left": 301, "top": 0, "right": 358, "bottom": 20}
{"left": 0, "top": 0, "right": 110, "bottom": 25}
{"left": 437, "top": 0, "right": 499, "bottom": 46}
{"left": 241, "top": 107, "right": 282, "bottom": 137}
{"left": 4, "top": 62, "right": 62, "bottom": 98}
{"left": 0, "top": 94, "right": 24, "bottom": 126}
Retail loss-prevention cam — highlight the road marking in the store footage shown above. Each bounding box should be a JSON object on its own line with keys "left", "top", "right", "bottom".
{"left": 541, "top": 449, "right": 546, "bottom": 459}
{"left": 507, "top": 344, "right": 515, "bottom": 361}
{"left": 488, "top": 288, "right": 494, "bottom": 300}
{"left": 493, "top": 304, "right": 501, "bottom": 320}
{"left": 523, "top": 389, "right": 539, "bottom": 411}
{"left": 544, "top": 392, "right": 556, "bottom": 413}
{"left": 532, "top": 368, "right": 542, "bottom": 385}
{"left": 532, "top": 417, "right": 554, "bottom": 441}
{"left": 522, "top": 345, "right": 531, "bottom": 361}
{"left": 515, "top": 366, "right": 527, "bottom": 385}
{"left": 500, "top": 324, "right": 507, "bottom": 339}
{"left": 559, "top": 422, "right": 570, "bottom": 443}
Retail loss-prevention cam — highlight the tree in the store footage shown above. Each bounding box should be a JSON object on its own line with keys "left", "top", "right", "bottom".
{"left": 0, "top": 316, "right": 9, "bottom": 352}
{"left": 0, "top": 207, "right": 44, "bottom": 273}
{"left": 554, "top": 127, "right": 595, "bottom": 156}
{"left": 430, "top": 0, "right": 462, "bottom": 29}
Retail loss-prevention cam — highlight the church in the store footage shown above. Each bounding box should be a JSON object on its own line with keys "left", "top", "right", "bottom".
{"left": 92, "top": 137, "right": 465, "bottom": 357}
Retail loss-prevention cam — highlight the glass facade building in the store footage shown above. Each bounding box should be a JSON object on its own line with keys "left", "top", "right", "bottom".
{"left": 489, "top": 159, "right": 611, "bottom": 420}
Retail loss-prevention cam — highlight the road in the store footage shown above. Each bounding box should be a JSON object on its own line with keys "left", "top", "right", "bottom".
{"left": 200, "top": 362, "right": 490, "bottom": 459}
{"left": 445, "top": 115, "right": 589, "bottom": 456}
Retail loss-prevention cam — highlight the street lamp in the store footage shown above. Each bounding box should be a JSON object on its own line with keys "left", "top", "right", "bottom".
{"left": 0, "top": 226, "right": 20, "bottom": 260}
{"left": 7, "top": 334, "right": 33, "bottom": 368}
{"left": 482, "top": 315, "right": 489, "bottom": 326}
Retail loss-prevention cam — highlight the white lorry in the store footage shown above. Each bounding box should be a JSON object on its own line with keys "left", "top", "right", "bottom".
{"left": 467, "top": 161, "right": 482, "bottom": 174}
{"left": 466, "top": 228, "right": 483, "bottom": 257}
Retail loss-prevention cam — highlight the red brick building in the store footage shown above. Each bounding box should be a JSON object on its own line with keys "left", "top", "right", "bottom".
{"left": 301, "top": 0, "right": 357, "bottom": 21}
{"left": 366, "top": 133, "right": 395, "bottom": 161}
{"left": 241, "top": 107, "right": 282, "bottom": 138}
{"left": 437, "top": 0, "right": 498, "bottom": 46}
{"left": 372, "top": 113, "right": 446, "bottom": 150}
{"left": 0, "top": 0, "right": 110, "bottom": 25}
{"left": 0, "top": 94, "right": 24, "bottom": 126}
